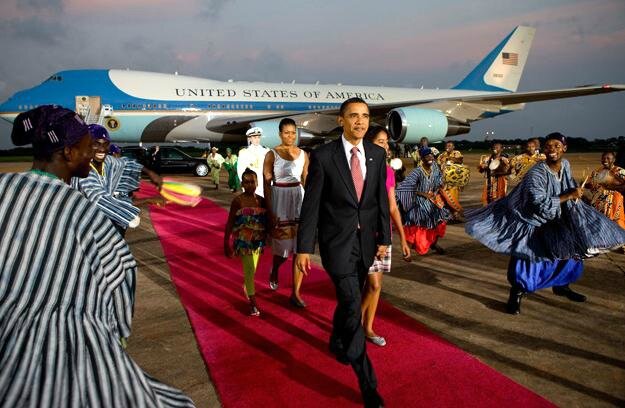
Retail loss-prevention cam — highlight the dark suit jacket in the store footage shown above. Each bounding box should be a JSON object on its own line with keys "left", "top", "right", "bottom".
{"left": 297, "top": 138, "right": 391, "bottom": 275}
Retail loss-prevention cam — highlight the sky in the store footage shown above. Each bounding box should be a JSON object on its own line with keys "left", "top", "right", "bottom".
{"left": 1, "top": 0, "right": 624, "bottom": 148}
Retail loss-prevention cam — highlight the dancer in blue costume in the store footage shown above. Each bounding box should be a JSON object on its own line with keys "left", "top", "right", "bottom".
{"left": 465, "top": 132, "right": 625, "bottom": 314}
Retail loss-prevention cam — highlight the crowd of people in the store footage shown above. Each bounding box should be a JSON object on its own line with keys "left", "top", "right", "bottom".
{"left": 2, "top": 100, "right": 625, "bottom": 407}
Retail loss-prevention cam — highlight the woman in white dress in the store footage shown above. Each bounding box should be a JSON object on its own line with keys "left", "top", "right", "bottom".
{"left": 263, "top": 118, "right": 310, "bottom": 307}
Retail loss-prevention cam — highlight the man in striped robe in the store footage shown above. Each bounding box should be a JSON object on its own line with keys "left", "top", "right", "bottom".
{"left": 72, "top": 124, "right": 162, "bottom": 236}
{"left": 1, "top": 106, "right": 195, "bottom": 407}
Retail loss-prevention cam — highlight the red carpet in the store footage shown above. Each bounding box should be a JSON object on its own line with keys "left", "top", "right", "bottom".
{"left": 139, "top": 184, "right": 554, "bottom": 407}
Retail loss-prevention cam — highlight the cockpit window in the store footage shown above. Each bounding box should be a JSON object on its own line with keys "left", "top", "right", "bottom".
{"left": 46, "top": 75, "right": 62, "bottom": 82}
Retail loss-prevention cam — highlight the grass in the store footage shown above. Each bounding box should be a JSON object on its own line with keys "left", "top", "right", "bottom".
{"left": 0, "top": 156, "right": 32, "bottom": 162}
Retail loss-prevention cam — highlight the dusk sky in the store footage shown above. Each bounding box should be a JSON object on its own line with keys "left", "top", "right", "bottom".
{"left": 1, "top": 0, "right": 624, "bottom": 148}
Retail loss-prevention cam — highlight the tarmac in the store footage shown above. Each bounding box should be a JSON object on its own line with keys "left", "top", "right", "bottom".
{"left": 2, "top": 152, "right": 624, "bottom": 407}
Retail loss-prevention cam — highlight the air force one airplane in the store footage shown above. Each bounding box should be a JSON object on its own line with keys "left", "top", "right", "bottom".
{"left": 1, "top": 25, "right": 624, "bottom": 147}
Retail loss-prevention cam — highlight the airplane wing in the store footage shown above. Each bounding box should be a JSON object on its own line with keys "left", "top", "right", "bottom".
{"left": 458, "top": 84, "right": 625, "bottom": 105}
{"left": 412, "top": 84, "right": 625, "bottom": 124}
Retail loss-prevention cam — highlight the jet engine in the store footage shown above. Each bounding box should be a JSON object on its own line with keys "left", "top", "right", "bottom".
{"left": 386, "top": 108, "right": 470, "bottom": 144}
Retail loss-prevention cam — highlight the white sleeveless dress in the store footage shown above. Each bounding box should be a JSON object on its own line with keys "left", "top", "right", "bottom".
{"left": 271, "top": 149, "right": 305, "bottom": 257}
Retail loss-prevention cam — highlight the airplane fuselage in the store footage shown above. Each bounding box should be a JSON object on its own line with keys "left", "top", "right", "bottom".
{"left": 0, "top": 69, "right": 496, "bottom": 144}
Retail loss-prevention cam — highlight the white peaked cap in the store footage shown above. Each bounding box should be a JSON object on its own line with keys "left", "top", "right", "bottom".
{"left": 246, "top": 127, "right": 263, "bottom": 137}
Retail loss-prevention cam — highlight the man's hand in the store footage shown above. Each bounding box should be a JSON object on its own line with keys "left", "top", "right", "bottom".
{"left": 143, "top": 168, "right": 163, "bottom": 191}
{"left": 564, "top": 187, "right": 584, "bottom": 201}
{"left": 295, "top": 253, "right": 311, "bottom": 276}
{"left": 375, "top": 245, "right": 387, "bottom": 260}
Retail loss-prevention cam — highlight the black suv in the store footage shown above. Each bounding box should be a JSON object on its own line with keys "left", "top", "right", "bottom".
{"left": 120, "top": 146, "right": 149, "bottom": 165}
{"left": 121, "top": 146, "right": 209, "bottom": 177}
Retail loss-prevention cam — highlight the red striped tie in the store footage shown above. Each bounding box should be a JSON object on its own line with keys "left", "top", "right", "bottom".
{"left": 350, "top": 147, "right": 364, "bottom": 200}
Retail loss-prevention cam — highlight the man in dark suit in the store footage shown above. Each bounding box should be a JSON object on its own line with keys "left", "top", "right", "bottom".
{"left": 296, "top": 98, "right": 390, "bottom": 407}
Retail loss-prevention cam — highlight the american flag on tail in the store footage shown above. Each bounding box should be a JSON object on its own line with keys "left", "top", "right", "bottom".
{"left": 502, "top": 52, "right": 518, "bottom": 66}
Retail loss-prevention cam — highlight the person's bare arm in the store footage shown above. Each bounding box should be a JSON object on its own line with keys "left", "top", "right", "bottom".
{"left": 300, "top": 150, "right": 309, "bottom": 186}
{"left": 262, "top": 150, "right": 275, "bottom": 217}
{"left": 142, "top": 166, "right": 163, "bottom": 190}
{"left": 224, "top": 197, "right": 241, "bottom": 258}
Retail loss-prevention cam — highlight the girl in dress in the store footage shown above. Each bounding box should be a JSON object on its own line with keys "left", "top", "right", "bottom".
{"left": 224, "top": 168, "right": 268, "bottom": 316}
{"left": 361, "top": 126, "right": 411, "bottom": 347}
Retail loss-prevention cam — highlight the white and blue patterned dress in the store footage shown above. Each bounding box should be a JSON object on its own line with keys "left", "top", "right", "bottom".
{"left": 0, "top": 172, "right": 194, "bottom": 407}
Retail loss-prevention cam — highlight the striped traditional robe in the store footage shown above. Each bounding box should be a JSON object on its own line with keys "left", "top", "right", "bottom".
{"left": 465, "top": 160, "right": 625, "bottom": 260}
{"left": 396, "top": 163, "right": 451, "bottom": 229}
{"left": 72, "top": 155, "right": 143, "bottom": 229}
{"left": 0, "top": 172, "right": 194, "bottom": 407}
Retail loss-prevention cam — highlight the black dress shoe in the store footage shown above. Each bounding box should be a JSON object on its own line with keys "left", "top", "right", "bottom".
{"left": 506, "top": 286, "right": 525, "bottom": 315}
{"left": 329, "top": 340, "right": 350, "bottom": 365}
{"left": 552, "top": 285, "right": 587, "bottom": 302}
{"left": 362, "top": 389, "right": 384, "bottom": 408}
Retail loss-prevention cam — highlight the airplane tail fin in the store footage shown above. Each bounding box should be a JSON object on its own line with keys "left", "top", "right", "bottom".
{"left": 453, "top": 25, "right": 535, "bottom": 92}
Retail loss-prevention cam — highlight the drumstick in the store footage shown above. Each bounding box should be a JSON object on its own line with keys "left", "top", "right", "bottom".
{"left": 575, "top": 175, "right": 589, "bottom": 204}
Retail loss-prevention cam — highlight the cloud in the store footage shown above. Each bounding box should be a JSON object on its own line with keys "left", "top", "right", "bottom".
{"left": 17, "top": 0, "right": 64, "bottom": 12}
{"left": 197, "top": 0, "right": 234, "bottom": 19}
{"left": 0, "top": 16, "right": 67, "bottom": 45}
{"left": 118, "top": 38, "right": 181, "bottom": 73}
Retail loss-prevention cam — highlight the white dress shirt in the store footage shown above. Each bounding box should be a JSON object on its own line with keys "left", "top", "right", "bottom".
{"left": 341, "top": 135, "right": 367, "bottom": 180}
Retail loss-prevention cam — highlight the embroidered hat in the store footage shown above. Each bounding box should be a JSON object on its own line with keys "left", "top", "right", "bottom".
{"left": 11, "top": 105, "right": 89, "bottom": 157}
{"left": 545, "top": 132, "right": 567, "bottom": 145}
{"left": 88, "top": 124, "right": 110, "bottom": 142}
{"left": 419, "top": 147, "right": 433, "bottom": 158}
{"left": 109, "top": 143, "right": 121, "bottom": 155}
{"left": 245, "top": 127, "right": 263, "bottom": 137}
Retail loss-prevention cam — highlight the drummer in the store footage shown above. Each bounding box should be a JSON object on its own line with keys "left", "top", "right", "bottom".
{"left": 508, "top": 139, "right": 545, "bottom": 184}
{"left": 411, "top": 137, "right": 439, "bottom": 167}
{"left": 437, "top": 141, "right": 463, "bottom": 166}
{"left": 586, "top": 151, "right": 625, "bottom": 230}
{"left": 478, "top": 141, "right": 510, "bottom": 206}
{"left": 437, "top": 141, "right": 465, "bottom": 218}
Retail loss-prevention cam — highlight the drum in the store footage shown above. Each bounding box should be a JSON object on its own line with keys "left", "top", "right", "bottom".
{"left": 390, "top": 158, "right": 403, "bottom": 170}
{"left": 593, "top": 168, "right": 625, "bottom": 189}
{"left": 444, "top": 163, "right": 470, "bottom": 188}
{"left": 488, "top": 158, "right": 501, "bottom": 171}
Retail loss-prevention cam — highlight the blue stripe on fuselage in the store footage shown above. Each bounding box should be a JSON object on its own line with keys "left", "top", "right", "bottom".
{"left": 0, "top": 69, "right": 343, "bottom": 113}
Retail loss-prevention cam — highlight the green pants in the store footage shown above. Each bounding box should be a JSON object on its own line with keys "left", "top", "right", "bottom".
{"left": 211, "top": 167, "right": 221, "bottom": 185}
{"left": 241, "top": 249, "right": 261, "bottom": 297}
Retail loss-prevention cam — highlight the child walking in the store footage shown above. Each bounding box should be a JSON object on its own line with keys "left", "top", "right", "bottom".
{"left": 224, "top": 168, "right": 268, "bottom": 316}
